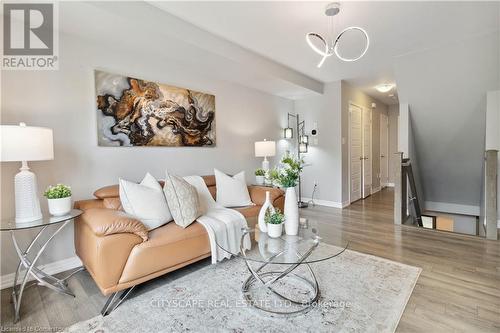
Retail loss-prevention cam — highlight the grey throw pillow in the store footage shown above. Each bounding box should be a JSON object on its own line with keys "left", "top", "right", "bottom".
{"left": 163, "top": 171, "right": 200, "bottom": 228}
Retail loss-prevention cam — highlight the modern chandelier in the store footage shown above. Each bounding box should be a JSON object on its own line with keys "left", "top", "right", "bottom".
{"left": 306, "top": 2, "right": 369, "bottom": 68}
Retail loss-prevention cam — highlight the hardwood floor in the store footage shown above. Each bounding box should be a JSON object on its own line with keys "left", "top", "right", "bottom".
{"left": 2, "top": 188, "right": 499, "bottom": 332}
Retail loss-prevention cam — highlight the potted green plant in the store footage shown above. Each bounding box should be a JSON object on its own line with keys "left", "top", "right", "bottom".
{"left": 265, "top": 209, "right": 285, "bottom": 238}
{"left": 255, "top": 168, "right": 266, "bottom": 185}
{"left": 268, "top": 153, "right": 304, "bottom": 236}
{"left": 44, "top": 184, "right": 72, "bottom": 216}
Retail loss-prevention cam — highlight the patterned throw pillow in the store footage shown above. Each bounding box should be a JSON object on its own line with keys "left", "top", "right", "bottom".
{"left": 163, "top": 171, "right": 200, "bottom": 228}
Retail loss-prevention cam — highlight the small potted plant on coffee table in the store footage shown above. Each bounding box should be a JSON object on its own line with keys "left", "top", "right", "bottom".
{"left": 44, "top": 184, "right": 72, "bottom": 216}
{"left": 265, "top": 209, "right": 285, "bottom": 238}
{"left": 255, "top": 168, "right": 266, "bottom": 185}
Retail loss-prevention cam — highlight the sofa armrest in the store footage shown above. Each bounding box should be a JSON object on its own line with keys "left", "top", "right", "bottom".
{"left": 248, "top": 186, "right": 285, "bottom": 206}
{"left": 79, "top": 208, "right": 148, "bottom": 242}
{"left": 74, "top": 199, "right": 105, "bottom": 210}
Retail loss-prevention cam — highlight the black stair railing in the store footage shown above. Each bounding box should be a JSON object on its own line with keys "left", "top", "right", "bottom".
{"left": 402, "top": 158, "right": 423, "bottom": 227}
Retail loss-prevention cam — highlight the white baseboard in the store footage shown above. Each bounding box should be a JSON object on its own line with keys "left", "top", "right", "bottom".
{"left": 1, "top": 256, "right": 82, "bottom": 290}
{"left": 302, "top": 197, "right": 348, "bottom": 209}
{"left": 424, "top": 201, "right": 480, "bottom": 216}
{"left": 385, "top": 183, "right": 395, "bottom": 187}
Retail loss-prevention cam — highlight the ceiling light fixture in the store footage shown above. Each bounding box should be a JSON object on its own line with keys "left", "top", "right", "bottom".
{"left": 375, "top": 84, "right": 394, "bottom": 93}
{"left": 306, "top": 2, "right": 369, "bottom": 68}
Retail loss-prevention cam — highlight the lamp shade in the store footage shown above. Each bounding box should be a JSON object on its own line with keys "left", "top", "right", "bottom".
{"left": 254, "top": 140, "right": 276, "bottom": 157}
{"left": 1, "top": 123, "right": 54, "bottom": 162}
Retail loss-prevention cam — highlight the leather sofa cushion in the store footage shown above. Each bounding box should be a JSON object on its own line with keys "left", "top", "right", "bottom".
{"left": 248, "top": 186, "right": 284, "bottom": 206}
{"left": 235, "top": 205, "right": 261, "bottom": 218}
{"left": 119, "top": 221, "right": 210, "bottom": 283}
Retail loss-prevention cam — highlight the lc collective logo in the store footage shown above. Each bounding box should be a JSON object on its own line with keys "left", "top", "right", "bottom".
{"left": 2, "top": 2, "right": 59, "bottom": 70}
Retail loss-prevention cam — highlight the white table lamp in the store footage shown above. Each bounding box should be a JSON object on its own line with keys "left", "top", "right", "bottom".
{"left": 254, "top": 139, "right": 276, "bottom": 171}
{"left": 1, "top": 123, "right": 54, "bottom": 223}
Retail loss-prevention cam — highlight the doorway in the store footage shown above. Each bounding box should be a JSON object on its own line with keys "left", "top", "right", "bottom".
{"left": 349, "top": 102, "right": 374, "bottom": 203}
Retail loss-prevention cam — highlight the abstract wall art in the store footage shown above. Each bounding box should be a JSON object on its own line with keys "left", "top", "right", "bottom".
{"left": 94, "top": 70, "right": 216, "bottom": 147}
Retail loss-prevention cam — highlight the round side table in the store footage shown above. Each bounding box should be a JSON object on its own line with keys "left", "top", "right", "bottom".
{"left": 0, "top": 209, "right": 83, "bottom": 323}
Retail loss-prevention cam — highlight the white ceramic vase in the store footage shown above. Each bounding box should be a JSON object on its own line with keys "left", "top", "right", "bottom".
{"left": 267, "top": 223, "right": 283, "bottom": 238}
{"left": 284, "top": 187, "right": 299, "bottom": 236}
{"left": 258, "top": 191, "right": 275, "bottom": 232}
{"left": 48, "top": 196, "right": 72, "bottom": 216}
{"left": 255, "top": 175, "right": 265, "bottom": 185}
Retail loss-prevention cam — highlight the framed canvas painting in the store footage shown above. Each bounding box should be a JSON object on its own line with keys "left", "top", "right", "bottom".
{"left": 94, "top": 70, "right": 216, "bottom": 147}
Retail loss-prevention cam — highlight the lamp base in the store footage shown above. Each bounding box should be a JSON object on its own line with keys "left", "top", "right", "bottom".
{"left": 262, "top": 157, "right": 270, "bottom": 171}
{"left": 15, "top": 161, "right": 43, "bottom": 223}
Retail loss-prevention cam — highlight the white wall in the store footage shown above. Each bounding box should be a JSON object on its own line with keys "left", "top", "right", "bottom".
{"left": 0, "top": 32, "right": 293, "bottom": 276}
{"left": 388, "top": 104, "right": 399, "bottom": 184}
{"left": 398, "top": 103, "right": 410, "bottom": 156}
{"left": 294, "top": 82, "right": 342, "bottom": 205}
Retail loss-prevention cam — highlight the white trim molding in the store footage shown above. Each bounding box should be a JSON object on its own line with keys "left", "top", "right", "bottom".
{"left": 424, "top": 201, "right": 480, "bottom": 216}
{"left": 302, "top": 197, "right": 349, "bottom": 209}
{"left": 385, "top": 183, "right": 395, "bottom": 187}
{"left": 1, "top": 256, "right": 82, "bottom": 290}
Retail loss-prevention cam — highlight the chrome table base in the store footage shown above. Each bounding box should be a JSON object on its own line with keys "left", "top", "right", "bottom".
{"left": 241, "top": 236, "right": 321, "bottom": 315}
{"left": 10, "top": 220, "right": 82, "bottom": 323}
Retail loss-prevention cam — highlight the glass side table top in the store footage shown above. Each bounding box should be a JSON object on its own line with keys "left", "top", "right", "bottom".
{"left": 0, "top": 209, "right": 83, "bottom": 231}
{"left": 216, "top": 217, "right": 349, "bottom": 264}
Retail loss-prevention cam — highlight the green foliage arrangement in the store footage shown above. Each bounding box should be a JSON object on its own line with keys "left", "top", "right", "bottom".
{"left": 265, "top": 208, "right": 285, "bottom": 225}
{"left": 44, "top": 184, "right": 72, "bottom": 199}
{"left": 268, "top": 153, "right": 304, "bottom": 188}
{"left": 254, "top": 168, "right": 266, "bottom": 176}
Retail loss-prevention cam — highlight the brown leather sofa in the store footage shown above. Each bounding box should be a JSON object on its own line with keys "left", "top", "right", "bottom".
{"left": 74, "top": 175, "right": 284, "bottom": 315}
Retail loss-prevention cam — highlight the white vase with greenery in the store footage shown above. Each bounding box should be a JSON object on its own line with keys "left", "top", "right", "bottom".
{"left": 44, "top": 184, "right": 72, "bottom": 216}
{"left": 254, "top": 168, "right": 265, "bottom": 185}
{"left": 268, "top": 154, "right": 304, "bottom": 236}
{"left": 265, "top": 209, "right": 285, "bottom": 238}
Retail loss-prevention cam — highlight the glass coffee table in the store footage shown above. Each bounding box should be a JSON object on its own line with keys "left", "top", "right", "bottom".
{"left": 216, "top": 217, "right": 349, "bottom": 314}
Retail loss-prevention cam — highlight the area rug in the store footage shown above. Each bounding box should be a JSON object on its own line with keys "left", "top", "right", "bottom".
{"left": 66, "top": 246, "right": 421, "bottom": 333}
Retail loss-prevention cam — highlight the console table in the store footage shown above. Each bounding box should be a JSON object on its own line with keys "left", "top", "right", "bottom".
{"left": 0, "top": 209, "right": 83, "bottom": 323}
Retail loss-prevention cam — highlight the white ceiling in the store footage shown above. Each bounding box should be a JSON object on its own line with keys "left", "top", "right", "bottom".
{"left": 152, "top": 1, "right": 499, "bottom": 105}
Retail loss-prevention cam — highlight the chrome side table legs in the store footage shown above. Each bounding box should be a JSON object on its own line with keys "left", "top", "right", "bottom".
{"left": 10, "top": 220, "right": 83, "bottom": 323}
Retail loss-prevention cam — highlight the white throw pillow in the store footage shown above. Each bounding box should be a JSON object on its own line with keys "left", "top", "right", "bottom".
{"left": 214, "top": 169, "right": 254, "bottom": 207}
{"left": 163, "top": 171, "right": 200, "bottom": 228}
{"left": 119, "top": 173, "right": 172, "bottom": 230}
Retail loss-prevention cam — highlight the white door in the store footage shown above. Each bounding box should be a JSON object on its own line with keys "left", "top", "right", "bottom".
{"left": 362, "top": 107, "right": 372, "bottom": 198}
{"left": 349, "top": 104, "right": 362, "bottom": 203}
{"left": 380, "top": 113, "right": 389, "bottom": 187}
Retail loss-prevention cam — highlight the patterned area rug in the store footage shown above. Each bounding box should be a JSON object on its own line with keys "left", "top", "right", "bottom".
{"left": 66, "top": 246, "right": 421, "bottom": 333}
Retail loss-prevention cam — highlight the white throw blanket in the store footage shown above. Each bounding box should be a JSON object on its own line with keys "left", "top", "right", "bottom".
{"left": 184, "top": 176, "right": 251, "bottom": 263}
